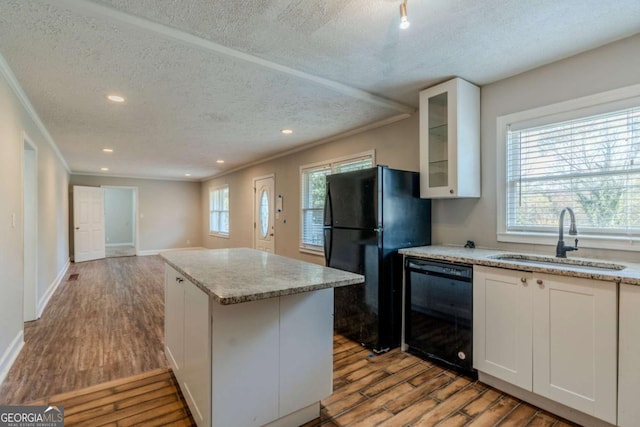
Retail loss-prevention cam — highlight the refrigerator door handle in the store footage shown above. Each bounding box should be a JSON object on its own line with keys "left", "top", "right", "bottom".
{"left": 323, "top": 228, "right": 332, "bottom": 265}
{"left": 323, "top": 183, "right": 333, "bottom": 226}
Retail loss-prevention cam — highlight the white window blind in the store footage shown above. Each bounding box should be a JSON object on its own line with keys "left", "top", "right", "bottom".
{"left": 301, "top": 165, "right": 331, "bottom": 249}
{"left": 300, "top": 153, "right": 374, "bottom": 252}
{"left": 506, "top": 106, "right": 640, "bottom": 239}
{"left": 209, "top": 185, "right": 229, "bottom": 235}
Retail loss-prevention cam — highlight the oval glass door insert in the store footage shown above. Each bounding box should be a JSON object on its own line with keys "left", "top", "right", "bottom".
{"left": 260, "top": 189, "right": 269, "bottom": 237}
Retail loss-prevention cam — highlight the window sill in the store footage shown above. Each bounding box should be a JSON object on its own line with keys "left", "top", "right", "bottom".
{"left": 209, "top": 233, "right": 230, "bottom": 239}
{"left": 498, "top": 232, "right": 640, "bottom": 252}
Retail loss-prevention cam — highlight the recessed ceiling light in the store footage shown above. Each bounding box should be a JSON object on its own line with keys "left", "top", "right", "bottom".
{"left": 102, "top": 148, "right": 113, "bottom": 153}
{"left": 216, "top": 159, "right": 225, "bottom": 164}
{"left": 101, "top": 167, "right": 109, "bottom": 171}
{"left": 107, "top": 94, "right": 125, "bottom": 103}
{"left": 185, "top": 173, "right": 192, "bottom": 177}
{"left": 281, "top": 129, "right": 293, "bottom": 135}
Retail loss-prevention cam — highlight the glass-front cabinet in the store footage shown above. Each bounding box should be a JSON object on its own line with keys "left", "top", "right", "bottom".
{"left": 419, "top": 77, "right": 480, "bottom": 198}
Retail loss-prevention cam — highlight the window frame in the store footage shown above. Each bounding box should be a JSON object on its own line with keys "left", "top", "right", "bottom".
{"left": 299, "top": 150, "right": 375, "bottom": 255}
{"left": 209, "top": 184, "right": 230, "bottom": 238}
{"left": 496, "top": 84, "right": 640, "bottom": 251}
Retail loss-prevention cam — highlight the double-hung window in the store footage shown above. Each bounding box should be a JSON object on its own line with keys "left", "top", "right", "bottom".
{"left": 497, "top": 87, "right": 640, "bottom": 250}
{"left": 209, "top": 185, "right": 229, "bottom": 236}
{"left": 300, "top": 151, "right": 374, "bottom": 253}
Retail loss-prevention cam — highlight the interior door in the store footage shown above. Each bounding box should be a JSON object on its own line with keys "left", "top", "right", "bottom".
{"left": 254, "top": 176, "right": 275, "bottom": 253}
{"left": 74, "top": 186, "right": 106, "bottom": 262}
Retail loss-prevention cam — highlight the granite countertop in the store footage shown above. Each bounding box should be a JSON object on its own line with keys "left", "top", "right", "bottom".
{"left": 399, "top": 245, "right": 640, "bottom": 286}
{"left": 161, "top": 248, "right": 364, "bottom": 305}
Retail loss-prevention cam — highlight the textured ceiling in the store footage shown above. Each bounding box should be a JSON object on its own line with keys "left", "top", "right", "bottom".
{"left": 0, "top": 0, "right": 638, "bottom": 179}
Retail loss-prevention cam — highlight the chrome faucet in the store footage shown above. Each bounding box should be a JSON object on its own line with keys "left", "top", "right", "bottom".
{"left": 556, "top": 207, "right": 578, "bottom": 258}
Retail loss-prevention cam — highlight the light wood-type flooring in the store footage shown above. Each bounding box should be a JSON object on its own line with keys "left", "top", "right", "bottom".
{"left": 305, "top": 335, "right": 578, "bottom": 426}
{"left": 28, "top": 368, "right": 194, "bottom": 427}
{"left": 0, "top": 255, "right": 168, "bottom": 404}
{"left": 0, "top": 255, "right": 578, "bottom": 426}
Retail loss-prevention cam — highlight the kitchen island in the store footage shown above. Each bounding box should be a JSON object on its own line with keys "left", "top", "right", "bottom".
{"left": 161, "top": 248, "right": 364, "bottom": 427}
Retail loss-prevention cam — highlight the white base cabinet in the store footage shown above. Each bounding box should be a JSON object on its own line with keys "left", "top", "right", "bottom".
{"left": 165, "top": 265, "right": 334, "bottom": 427}
{"left": 474, "top": 266, "right": 617, "bottom": 424}
{"left": 618, "top": 284, "right": 640, "bottom": 427}
{"left": 473, "top": 267, "right": 533, "bottom": 390}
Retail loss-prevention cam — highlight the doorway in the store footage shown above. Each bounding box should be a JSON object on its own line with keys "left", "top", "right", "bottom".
{"left": 23, "top": 135, "right": 37, "bottom": 322}
{"left": 103, "top": 186, "right": 138, "bottom": 258}
{"left": 253, "top": 175, "right": 275, "bottom": 253}
{"left": 73, "top": 186, "right": 106, "bottom": 263}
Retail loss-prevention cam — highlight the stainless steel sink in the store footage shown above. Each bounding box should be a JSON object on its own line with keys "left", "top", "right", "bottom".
{"left": 489, "top": 254, "right": 626, "bottom": 271}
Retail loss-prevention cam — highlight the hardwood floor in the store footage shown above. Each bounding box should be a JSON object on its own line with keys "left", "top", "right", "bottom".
{"left": 0, "top": 255, "right": 579, "bottom": 426}
{"left": 305, "top": 335, "right": 579, "bottom": 426}
{"left": 0, "top": 255, "right": 168, "bottom": 404}
{"left": 29, "top": 368, "right": 194, "bottom": 427}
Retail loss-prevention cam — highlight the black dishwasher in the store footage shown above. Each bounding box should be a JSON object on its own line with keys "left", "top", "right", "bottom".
{"left": 404, "top": 258, "right": 476, "bottom": 378}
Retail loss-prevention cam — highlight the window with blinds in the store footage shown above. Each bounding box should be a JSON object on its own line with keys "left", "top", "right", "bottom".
{"left": 300, "top": 153, "right": 374, "bottom": 252}
{"left": 506, "top": 106, "right": 640, "bottom": 239}
{"left": 209, "top": 185, "right": 229, "bottom": 236}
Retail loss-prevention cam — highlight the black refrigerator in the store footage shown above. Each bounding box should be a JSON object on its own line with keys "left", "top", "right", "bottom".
{"left": 323, "top": 166, "right": 431, "bottom": 352}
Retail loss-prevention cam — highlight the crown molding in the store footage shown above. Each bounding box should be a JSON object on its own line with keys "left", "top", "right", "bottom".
{"left": 0, "top": 53, "right": 70, "bottom": 173}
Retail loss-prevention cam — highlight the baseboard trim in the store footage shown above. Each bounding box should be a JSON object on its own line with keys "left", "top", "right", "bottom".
{"left": 137, "top": 247, "right": 204, "bottom": 256}
{"left": 106, "top": 243, "right": 134, "bottom": 247}
{"left": 0, "top": 330, "right": 24, "bottom": 386}
{"left": 37, "top": 258, "right": 70, "bottom": 318}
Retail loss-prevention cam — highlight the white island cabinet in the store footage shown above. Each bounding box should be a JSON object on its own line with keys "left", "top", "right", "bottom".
{"left": 162, "top": 248, "right": 364, "bottom": 427}
{"left": 474, "top": 265, "right": 617, "bottom": 425}
{"left": 165, "top": 265, "right": 211, "bottom": 425}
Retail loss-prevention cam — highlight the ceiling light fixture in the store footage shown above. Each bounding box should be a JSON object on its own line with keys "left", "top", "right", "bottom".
{"left": 185, "top": 173, "right": 192, "bottom": 177}
{"left": 281, "top": 129, "right": 293, "bottom": 135}
{"left": 101, "top": 167, "right": 109, "bottom": 171}
{"left": 216, "top": 159, "right": 225, "bottom": 164}
{"left": 399, "top": 0, "right": 410, "bottom": 29}
{"left": 107, "top": 94, "right": 125, "bottom": 103}
{"left": 102, "top": 148, "right": 113, "bottom": 153}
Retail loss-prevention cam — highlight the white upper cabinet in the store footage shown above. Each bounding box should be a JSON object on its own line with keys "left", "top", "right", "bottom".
{"left": 419, "top": 77, "right": 480, "bottom": 198}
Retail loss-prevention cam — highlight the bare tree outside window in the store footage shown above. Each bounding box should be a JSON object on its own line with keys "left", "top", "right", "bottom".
{"left": 507, "top": 107, "right": 640, "bottom": 236}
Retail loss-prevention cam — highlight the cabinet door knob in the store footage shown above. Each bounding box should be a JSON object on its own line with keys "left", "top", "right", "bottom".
{"left": 536, "top": 279, "right": 543, "bottom": 285}
{"left": 176, "top": 277, "right": 184, "bottom": 283}
{"left": 449, "top": 189, "right": 454, "bottom": 194}
{"left": 520, "top": 277, "right": 527, "bottom": 283}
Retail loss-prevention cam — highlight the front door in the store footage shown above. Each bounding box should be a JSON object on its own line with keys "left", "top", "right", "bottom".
{"left": 74, "top": 186, "right": 106, "bottom": 262}
{"left": 254, "top": 176, "right": 275, "bottom": 253}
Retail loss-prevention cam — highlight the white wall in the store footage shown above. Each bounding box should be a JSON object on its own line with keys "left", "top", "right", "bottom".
{"left": 70, "top": 175, "right": 202, "bottom": 253}
{"left": 0, "top": 55, "right": 69, "bottom": 379}
{"left": 201, "top": 115, "right": 421, "bottom": 265}
{"left": 432, "top": 33, "right": 640, "bottom": 262}
{"left": 104, "top": 187, "right": 134, "bottom": 245}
